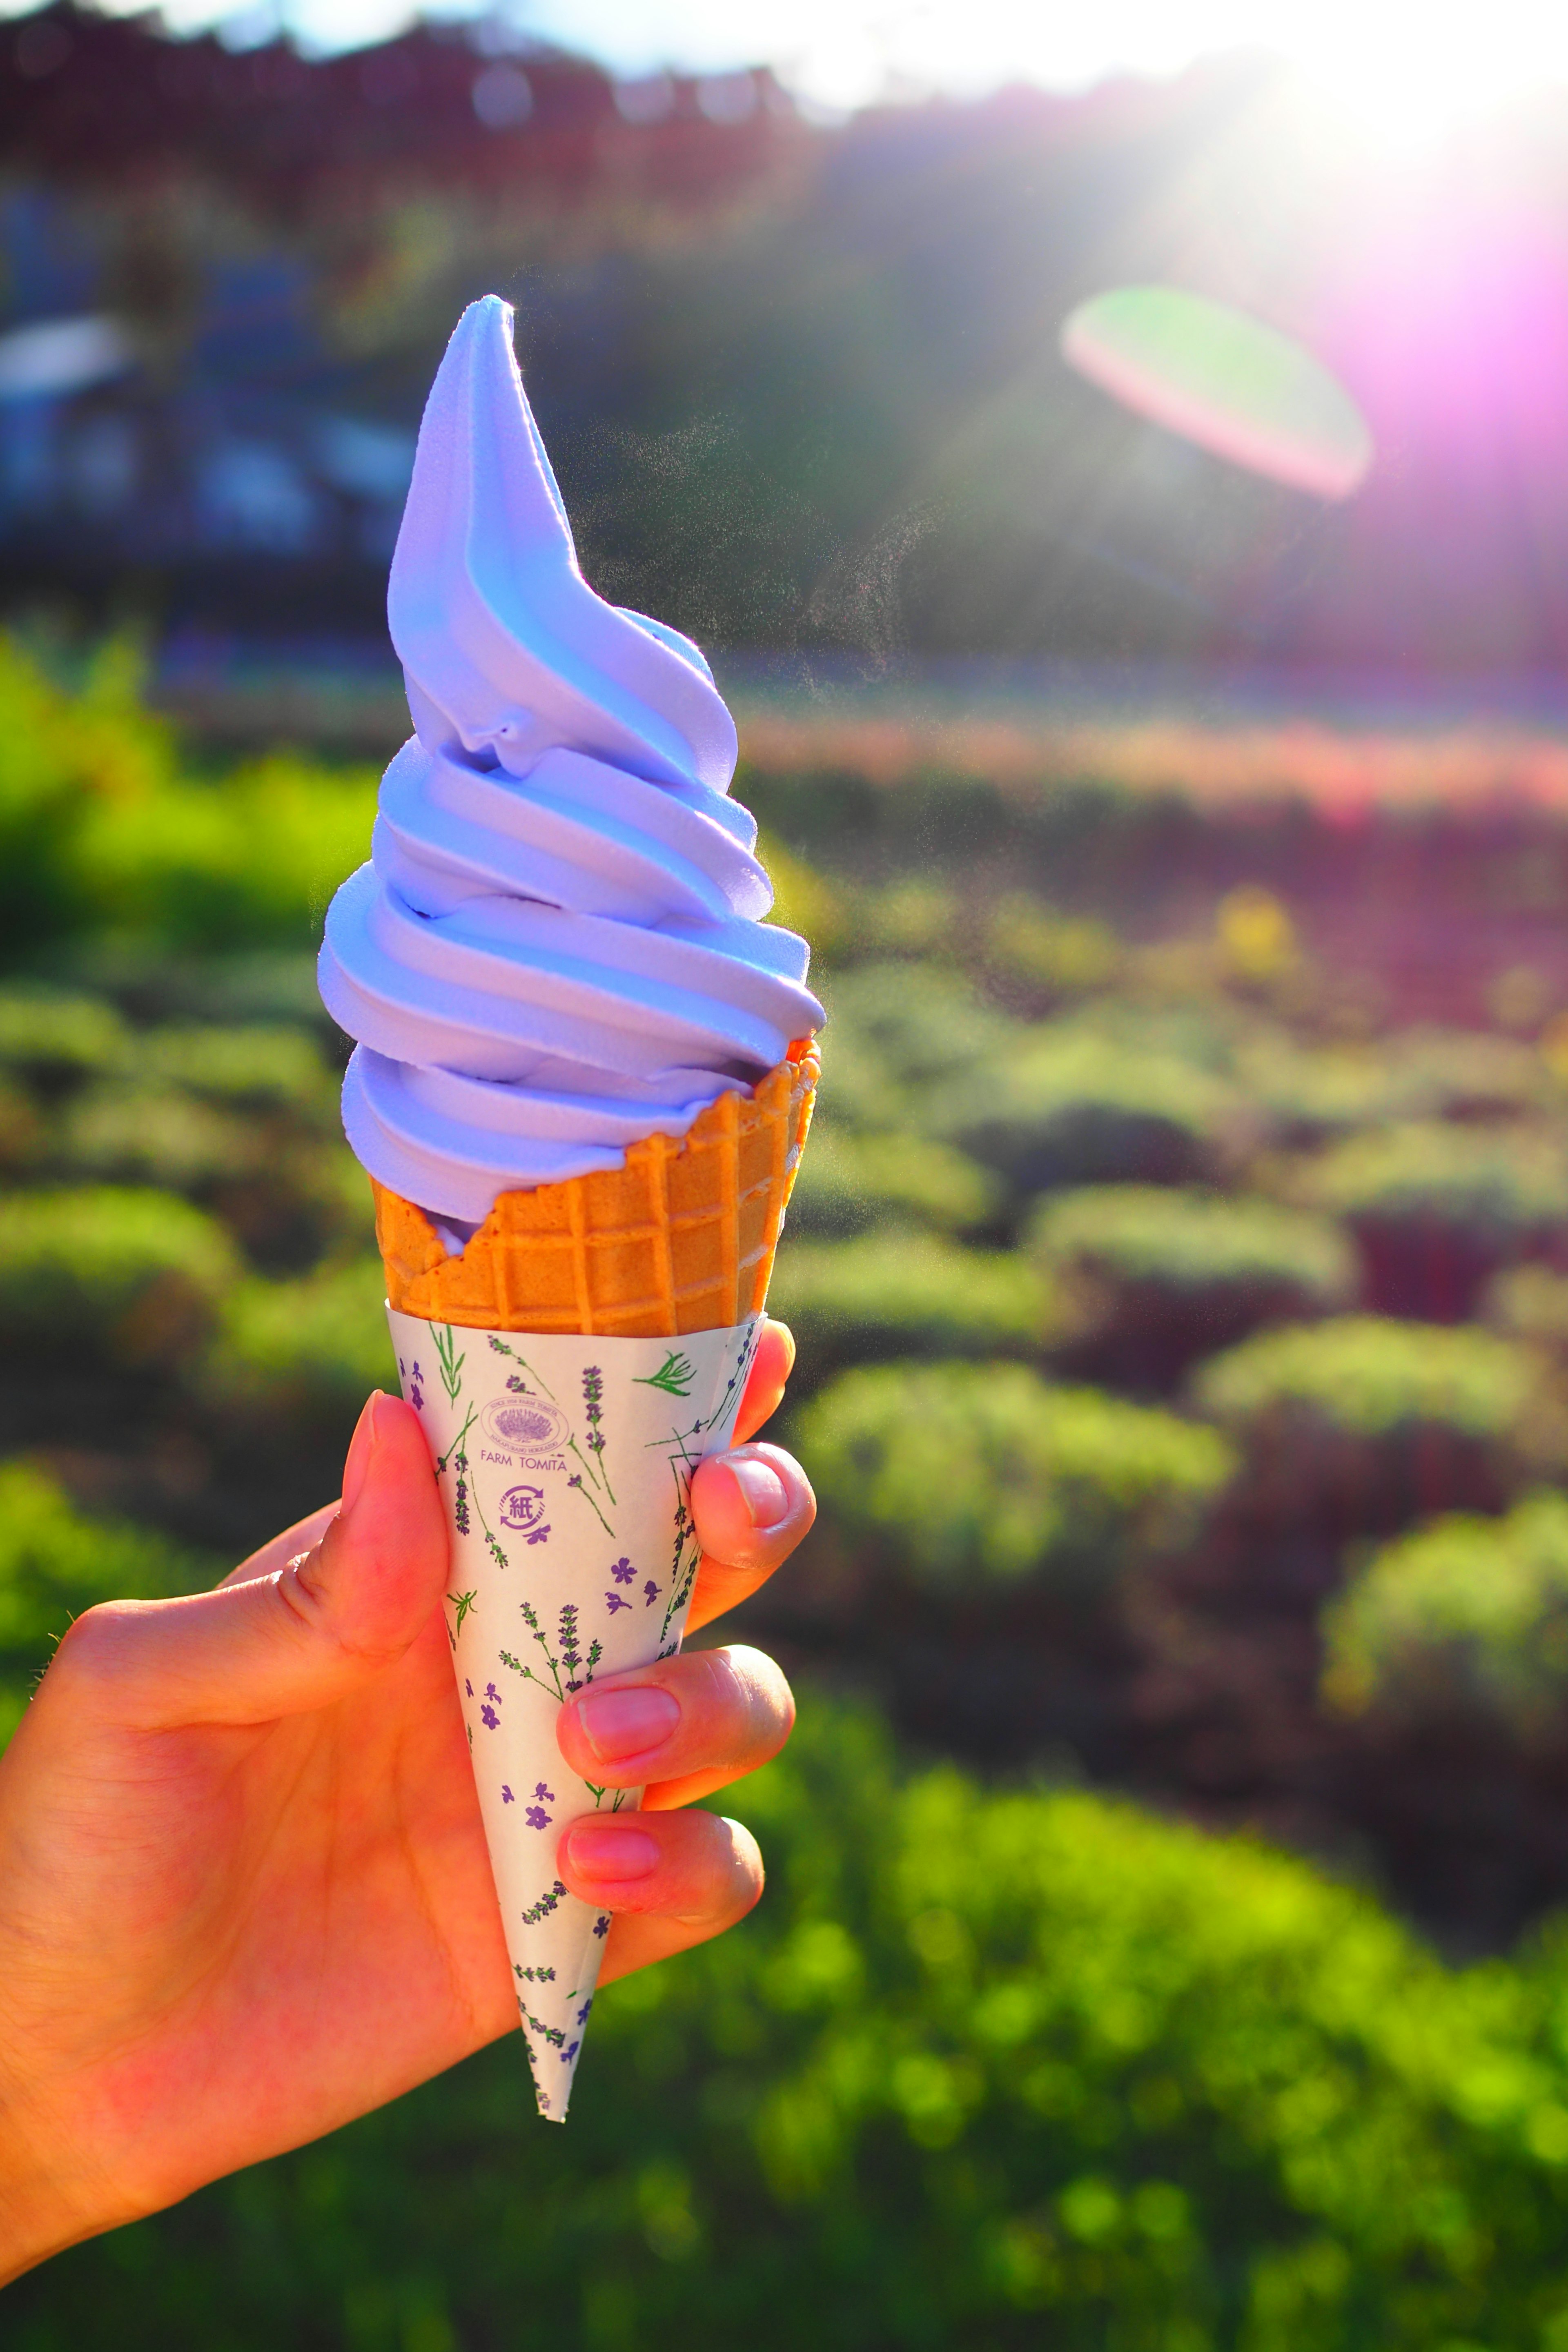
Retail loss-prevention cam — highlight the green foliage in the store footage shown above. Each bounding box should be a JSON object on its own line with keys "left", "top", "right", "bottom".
{"left": 1195, "top": 1316, "right": 1543, "bottom": 1443}
{"left": 1325, "top": 1491, "right": 1568, "bottom": 1733}
{"left": 1035, "top": 1186, "right": 1352, "bottom": 1311}
{"left": 23, "top": 1696, "right": 1568, "bottom": 2350}
{"left": 982, "top": 893, "right": 1122, "bottom": 995}
{"left": 1305, "top": 1121, "right": 1568, "bottom": 1249}
{"left": 769, "top": 1233, "right": 1048, "bottom": 1382}
{"left": 800, "top": 1360, "right": 1233, "bottom": 1593}
{"left": 814, "top": 960, "right": 1017, "bottom": 1132}
{"left": 0, "top": 984, "right": 131, "bottom": 1086}
{"left": 133, "top": 1023, "right": 336, "bottom": 1112}
{"left": 786, "top": 1122, "right": 1000, "bottom": 1238}
{"left": 1486, "top": 1263, "right": 1568, "bottom": 1354}
{"left": 203, "top": 1259, "right": 392, "bottom": 1428}
{"left": 937, "top": 1026, "right": 1243, "bottom": 1194}
{"left": 54, "top": 1086, "right": 257, "bottom": 1194}
{"left": 0, "top": 636, "right": 375, "bottom": 961}
{"left": 1191, "top": 1316, "right": 1563, "bottom": 1529}
{"left": 0, "top": 1186, "right": 238, "bottom": 1366}
{"left": 0, "top": 1462, "right": 203, "bottom": 1740}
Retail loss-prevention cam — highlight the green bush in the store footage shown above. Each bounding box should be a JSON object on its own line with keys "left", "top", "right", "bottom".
{"left": 1308, "top": 1119, "right": 1568, "bottom": 1237}
{"left": 936, "top": 1028, "right": 1243, "bottom": 1195}
{"left": 814, "top": 961, "right": 1018, "bottom": 1133}
{"left": 800, "top": 1359, "right": 1233, "bottom": 1594}
{"left": 0, "top": 1461, "right": 203, "bottom": 1741}
{"left": 134, "top": 1022, "right": 336, "bottom": 1113}
{"left": 1303, "top": 1121, "right": 1568, "bottom": 1318}
{"left": 0, "top": 984, "right": 132, "bottom": 1088}
{"left": 1032, "top": 1186, "right": 1353, "bottom": 1384}
{"left": 0, "top": 635, "right": 374, "bottom": 959}
{"left": 786, "top": 1124, "right": 1000, "bottom": 1238}
{"left": 202, "top": 1259, "right": 392, "bottom": 1429}
{"left": 21, "top": 1696, "right": 1568, "bottom": 2350}
{"left": 769, "top": 1234, "right": 1049, "bottom": 1384}
{"left": 54, "top": 1086, "right": 256, "bottom": 1194}
{"left": 981, "top": 894, "right": 1122, "bottom": 995}
{"left": 1191, "top": 1316, "right": 1563, "bottom": 1531}
{"left": 1486, "top": 1263, "right": 1568, "bottom": 1354}
{"left": 1324, "top": 1490, "right": 1568, "bottom": 1734}
{"left": 0, "top": 1187, "right": 239, "bottom": 1366}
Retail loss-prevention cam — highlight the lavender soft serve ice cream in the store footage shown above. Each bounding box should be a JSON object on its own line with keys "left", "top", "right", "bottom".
{"left": 318, "top": 296, "right": 821, "bottom": 1232}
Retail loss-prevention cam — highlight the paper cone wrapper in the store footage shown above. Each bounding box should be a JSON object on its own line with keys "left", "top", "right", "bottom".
{"left": 389, "top": 1307, "right": 762, "bottom": 2119}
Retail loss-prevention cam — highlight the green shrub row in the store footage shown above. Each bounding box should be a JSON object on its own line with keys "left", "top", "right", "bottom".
{"left": 800, "top": 1361, "right": 1233, "bottom": 1596}
{"left": 18, "top": 1696, "right": 1568, "bottom": 2348}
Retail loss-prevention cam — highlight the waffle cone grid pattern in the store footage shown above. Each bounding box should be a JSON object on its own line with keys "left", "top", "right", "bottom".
{"left": 372, "top": 1038, "right": 819, "bottom": 1337}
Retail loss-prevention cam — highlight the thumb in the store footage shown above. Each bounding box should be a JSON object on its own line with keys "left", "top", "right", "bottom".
{"left": 47, "top": 1392, "right": 450, "bottom": 1733}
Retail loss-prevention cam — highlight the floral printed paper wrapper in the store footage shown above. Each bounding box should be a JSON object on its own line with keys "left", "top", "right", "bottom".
{"left": 388, "top": 1306, "right": 762, "bottom": 2121}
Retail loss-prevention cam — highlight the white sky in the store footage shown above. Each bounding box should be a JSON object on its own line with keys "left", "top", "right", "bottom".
{"left": 51, "top": 0, "right": 1568, "bottom": 132}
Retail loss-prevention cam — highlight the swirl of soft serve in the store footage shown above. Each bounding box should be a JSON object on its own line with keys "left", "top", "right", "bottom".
{"left": 318, "top": 296, "right": 822, "bottom": 1238}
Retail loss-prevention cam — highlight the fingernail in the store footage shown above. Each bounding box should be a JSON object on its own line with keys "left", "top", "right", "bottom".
{"left": 573, "top": 1684, "right": 680, "bottom": 1763}
{"left": 341, "top": 1391, "right": 385, "bottom": 1517}
{"left": 563, "top": 1822, "right": 660, "bottom": 1881}
{"left": 727, "top": 1450, "right": 789, "bottom": 1530}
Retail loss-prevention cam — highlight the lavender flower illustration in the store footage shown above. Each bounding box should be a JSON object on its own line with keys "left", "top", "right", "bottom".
{"left": 524, "top": 1803, "right": 551, "bottom": 1830}
{"left": 449, "top": 1590, "right": 479, "bottom": 1641}
{"left": 486, "top": 1334, "right": 558, "bottom": 1400}
{"left": 592, "top": 1913, "right": 611, "bottom": 1938}
{"left": 644, "top": 1579, "right": 661, "bottom": 1607}
{"left": 609, "top": 1557, "right": 635, "bottom": 1584}
{"left": 515, "top": 1964, "right": 556, "bottom": 1983}
{"left": 520, "top": 1879, "right": 569, "bottom": 1927}
{"left": 398, "top": 1356, "right": 427, "bottom": 1412}
{"left": 502, "top": 1785, "right": 515, "bottom": 1804}
{"left": 635, "top": 1350, "right": 695, "bottom": 1397}
{"left": 480, "top": 1704, "right": 499, "bottom": 1731}
{"left": 501, "top": 1601, "right": 604, "bottom": 1704}
{"left": 437, "top": 1405, "right": 511, "bottom": 1568}
{"left": 429, "top": 1323, "right": 466, "bottom": 1404}
{"left": 605, "top": 1592, "right": 631, "bottom": 1614}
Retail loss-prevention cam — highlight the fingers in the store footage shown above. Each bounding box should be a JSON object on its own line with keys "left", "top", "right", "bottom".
{"left": 732, "top": 1319, "right": 795, "bottom": 1445}
{"left": 558, "top": 1809, "right": 765, "bottom": 1984}
{"left": 221, "top": 1502, "right": 339, "bottom": 1591}
{"left": 44, "top": 1393, "right": 449, "bottom": 1732}
{"left": 556, "top": 1642, "right": 793, "bottom": 1811}
{"left": 685, "top": 1442, "right": 815, "bottom": 1633}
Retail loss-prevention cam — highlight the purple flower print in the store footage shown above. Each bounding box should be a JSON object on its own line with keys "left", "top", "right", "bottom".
{"left": 465, "top": 1679, "right": 474, "bottom": 1697}
{"left": 605, "top": 1592, "right": 631, "bottom": 1614}
{"left": 577, "top": 1998, "right": 593, "bottom": 2026}
{"left": 502, "top": 1785, "right": 515, "bottom": 1804}
{"left": 592, "top": 1913, "right": 610, "bottom": 1938}
{"left": 534, "top": 1781, "right": 555, "bottom": 1802}
{"left": 643, "top": 1580, "right": 660, "bottom": 1606}
{"left": 485, "top": 1682, "right": 501, "bottom": 1703}
{"left": 480, "top": 1704, "right": 499, "bottom": 1731}
{"left": 609, "top": 1557, "right": 635, "bottom": 1585}
{"left": 562, "top": 2040, "right": 579, "bottom": 2063}
{"left": 525, "top": 1804, "right": 552, "bottom": 1831}
{"left": 525, "top": 1523, "right": 551, "bottom": 1546}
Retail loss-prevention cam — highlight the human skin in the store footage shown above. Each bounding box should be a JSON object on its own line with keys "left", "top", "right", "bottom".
{"left": 0, "top": 1319, "right": 813, "bottom": 2283}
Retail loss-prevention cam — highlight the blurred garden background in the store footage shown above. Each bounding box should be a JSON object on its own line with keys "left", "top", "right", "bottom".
{"left": 17, "top": 4, "right": 1568, "bottom": 2344}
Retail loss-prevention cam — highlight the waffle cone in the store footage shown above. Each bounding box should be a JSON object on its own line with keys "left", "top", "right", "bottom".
{"left": 372, "top": 1037, "right": 818, "bottom": 1337}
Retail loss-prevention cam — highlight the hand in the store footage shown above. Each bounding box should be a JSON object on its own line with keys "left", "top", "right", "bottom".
{"left": 0, "top": 1320, "right": 813, "bottom": 2282}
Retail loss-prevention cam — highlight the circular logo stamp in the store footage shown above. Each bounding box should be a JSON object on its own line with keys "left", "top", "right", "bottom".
{"left": 481, "top": 1394, "right": 570, "bottom": 1452}
{"left": 498, "top": 1484, "right": 548, "bottom": 1532}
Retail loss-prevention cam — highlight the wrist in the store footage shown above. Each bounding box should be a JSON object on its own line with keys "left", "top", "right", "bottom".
{"left": 0, "top": 2076, "right": 114, "bottom": 2286}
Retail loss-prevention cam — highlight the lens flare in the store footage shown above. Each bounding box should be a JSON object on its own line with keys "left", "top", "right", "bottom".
{"left": 1061, "top": 287, "right": 1374, "bottom": 501}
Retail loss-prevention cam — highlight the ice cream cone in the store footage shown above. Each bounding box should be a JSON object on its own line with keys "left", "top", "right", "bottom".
{"left": 372, "top": 1037, "right": 819, "bottom": 1337}
{"left": 381, "top": 1039, "right": 817, "bottom": 2118}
